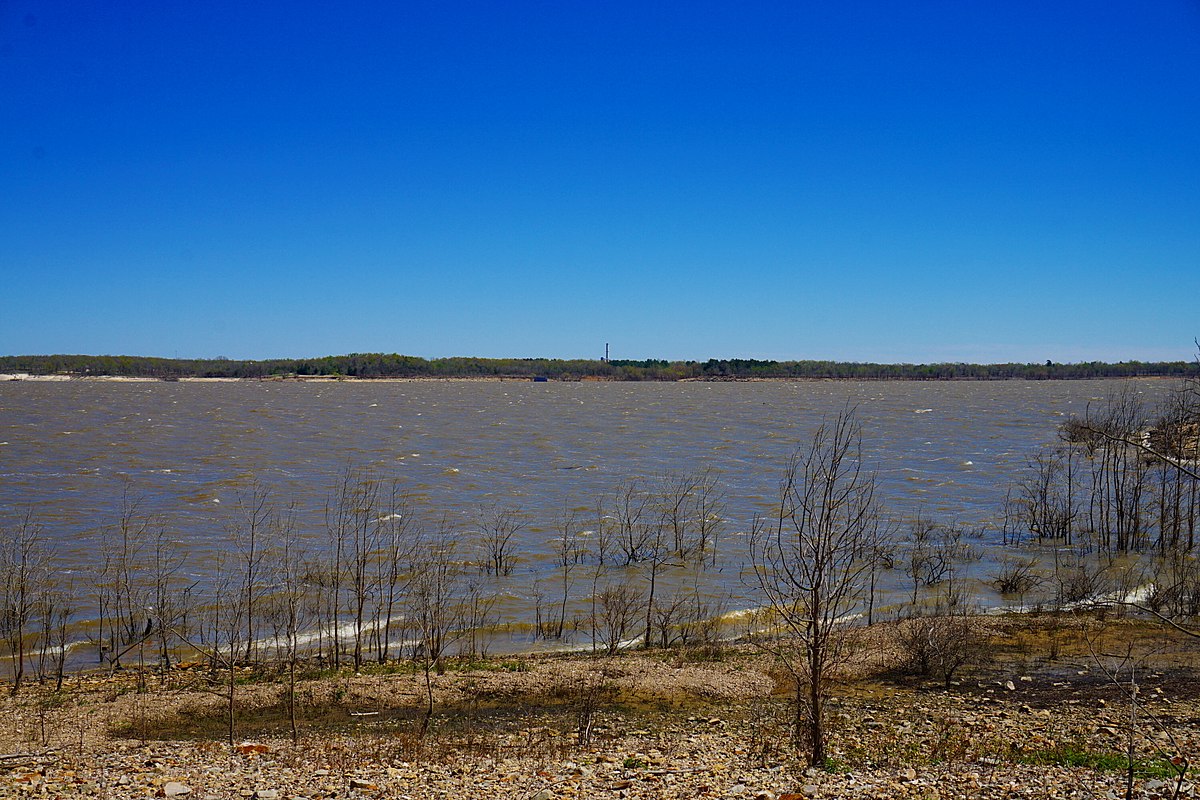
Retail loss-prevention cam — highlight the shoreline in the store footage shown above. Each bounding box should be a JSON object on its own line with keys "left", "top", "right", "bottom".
{"left": 3, "top": 614, "right": 1195, "bottom": 799}
{"left": 0, "top": 373, "right": 1182, "bottom": 384}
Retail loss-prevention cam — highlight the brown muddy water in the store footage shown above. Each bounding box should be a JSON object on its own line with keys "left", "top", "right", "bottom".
{"left": 0, "top": 378, "right": 1174, "bottom": 652}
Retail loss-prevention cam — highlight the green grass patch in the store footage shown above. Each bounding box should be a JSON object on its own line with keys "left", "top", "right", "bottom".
{"left": 1018, "top": 746, "right": 1180, "bottom": 779}
{"left": 821, "top": 756, "right": 852, "bottom": 774}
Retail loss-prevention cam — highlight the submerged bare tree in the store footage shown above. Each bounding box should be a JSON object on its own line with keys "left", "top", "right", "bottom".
{"left": 0, "top": 510, "right": 51, "bottom": 692}
{"left": 1077, "top": 353, "right": 1200, "bottom": 633}
{"left": 476, "top": 506, "right": 526, "bottom": 577}
{"left": 549, "top": 507, "right": 584, "bottom": 640}
{"left": 37, "top": 570, "right": 76, "bottom": 691}
{"left": 95, "top": 486, "right": 156, "bottom": 670}
{"left": 375, "top": 482, "right": 416, "bottom": 663}
{"left": 587, "top": 499, "right": 616, "bottom": 653}
{"left": 1012, "top": 447, "right": 1081, "bottom": 545}
{"left": 611, "top": 480, "right": 654, "bottom": 565}
{"left": 594, "top": 581, "right": 642, "bottom": 656}
{"left": 229, "top": 483, "right": 272, "bottom": 665}
{"left": 147, "top": 525, "right": 190, "bottom": 670}
{"left": 750, "top": 409, "right": 881, "bottom": 767}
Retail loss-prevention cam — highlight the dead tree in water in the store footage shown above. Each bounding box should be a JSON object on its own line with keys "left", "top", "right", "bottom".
{"left": 96, "top": 486, "right": 154, "bottom": 670}
{"left": 657, "top": 469, "right": 725, "bottom": 563}
{"left": 346, "top": 476, "right": 381, "bottom": 672}
{"left": 476, "top": 506, "right": 526, "bottom": 577}
{"left": 229, "top": 483, "right": 272, "bottom": 665}
{"left": 693, "top": 472, "right": 727, "bottom": 569}
{"left": 375, "top": 481, "right": 416, "bottom": 663}
{"left": 659, "top": 472, "right": 702, "bottom": 559}
{"left": 594, "top": 581, "right": 642, "bottom": 655}
{"left": 323, "top": 468, "right": 356, "bottom": 668}
{"left": 0, "top": 511, "right": 50, "bottom": 693}
{"left": 639, "top": 510, "right": 675, "bottom": 649}
{"left": 148, "top": 526, "right": 189, "bottom": 670}
{"left": 1013, "top": 448, "right": 1080, "bottom": 544}
{"left": 551, "top": 508, "right": 584, "bottom": 639}
{"left": 588, "top": 499, "right": 616, "bottom": 653}
{"left": 611, "top": 480, "right": 654, "bottom": 565}
{"left": 36, "top": 571, "right": 75, "bottom": 691}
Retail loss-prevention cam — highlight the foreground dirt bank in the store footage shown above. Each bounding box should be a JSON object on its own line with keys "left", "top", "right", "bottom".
{"left": 2, "top": 615, "right": 1198, "bottom": 799}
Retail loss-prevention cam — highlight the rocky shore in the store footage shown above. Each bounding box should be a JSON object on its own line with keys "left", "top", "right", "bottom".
{"left": 2, "top": 615, "right": 1197, "bottom": 799}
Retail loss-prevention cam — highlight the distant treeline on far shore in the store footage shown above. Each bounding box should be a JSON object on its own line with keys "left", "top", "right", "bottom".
{"left": 1, "top": 353, "right": 1196, "bottom": 381}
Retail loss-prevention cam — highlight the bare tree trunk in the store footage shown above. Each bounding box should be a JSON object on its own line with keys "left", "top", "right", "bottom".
{"left": 750, "top": 408, "right": 881, "bottom": 767}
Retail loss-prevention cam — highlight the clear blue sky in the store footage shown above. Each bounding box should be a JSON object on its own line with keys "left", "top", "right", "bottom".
{"left": 3, "top": 2, "right": 1198, "bottom": 363}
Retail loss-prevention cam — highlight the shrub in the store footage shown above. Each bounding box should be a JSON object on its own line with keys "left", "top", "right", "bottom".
{"left": 895, "top": 614, "right": 984, "bottom": 687}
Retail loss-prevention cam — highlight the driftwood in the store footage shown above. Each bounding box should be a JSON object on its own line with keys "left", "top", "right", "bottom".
{"left": 0, "top": 748, "right": 59, "bottom": 769}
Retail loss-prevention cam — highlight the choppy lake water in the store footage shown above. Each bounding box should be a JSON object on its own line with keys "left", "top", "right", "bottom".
{"left": 0, "top": 378, "right": 1176, "bottom": 648}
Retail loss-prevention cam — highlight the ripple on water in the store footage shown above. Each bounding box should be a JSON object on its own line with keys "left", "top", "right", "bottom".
{"left": 0, "top": 378, "right": 1179, "bottom": 631}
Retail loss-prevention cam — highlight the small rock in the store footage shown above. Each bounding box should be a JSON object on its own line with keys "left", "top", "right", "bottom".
{"left": 348, "top": 779, "right": 378, "bottom": 791}
{"left": 754, "top": 792, "right": 776, "bottom": 800}
{"left": 531, "top": 790, "right": 553, "bottom": 800}
{"left": 163, "top": 783, "right": 191, "bottom": 798}
{"left": 253, "top": 791, "right": 279, "bottom": 800}
{"left": 1004, "top": 680, "right": 1016, "bottom": 691}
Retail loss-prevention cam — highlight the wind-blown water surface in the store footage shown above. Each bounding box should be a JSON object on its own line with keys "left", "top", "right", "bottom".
{"left": 0, "top": 378, "right": 1173, "bottom": 646}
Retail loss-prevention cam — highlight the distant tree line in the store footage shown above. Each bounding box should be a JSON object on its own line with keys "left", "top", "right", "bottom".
{"left": 0, "top": 353, "right": 1194, "bottom": 381}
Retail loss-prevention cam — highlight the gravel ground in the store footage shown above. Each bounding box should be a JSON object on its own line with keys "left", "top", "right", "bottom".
{"left": 2, "top": 616, "right": 1199, "bottom": 799}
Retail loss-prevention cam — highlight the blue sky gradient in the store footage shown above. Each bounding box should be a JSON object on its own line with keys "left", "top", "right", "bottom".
{"left": 3, "top": 2, "right": 1198, "bottom": 362}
